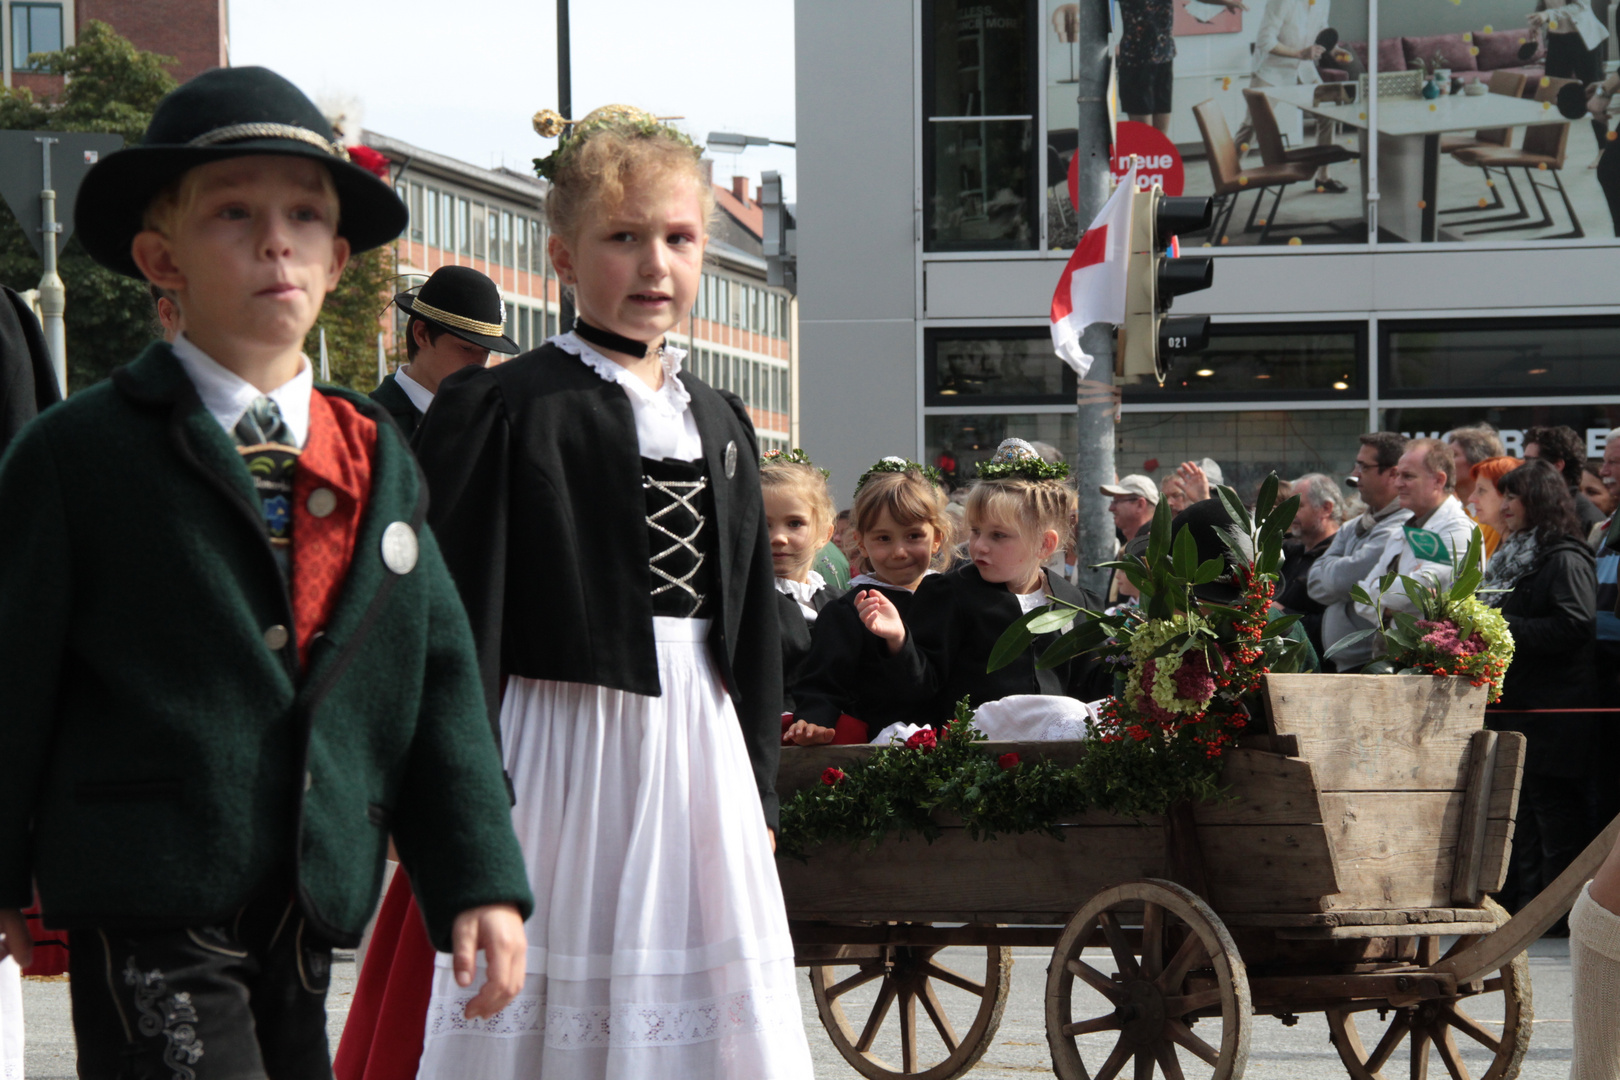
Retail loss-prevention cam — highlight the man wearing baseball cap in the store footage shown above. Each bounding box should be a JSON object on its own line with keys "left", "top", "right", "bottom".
{"left": 1101, "top": 474, "right": 1160, "bottom": 601}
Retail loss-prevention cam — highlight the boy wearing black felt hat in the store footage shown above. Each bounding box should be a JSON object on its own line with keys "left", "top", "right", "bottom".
{"left": 374, "top": 265, "right": 518, "bottom": 440}
{"left": 0, "top": 66, "right": 532, "bottom": 1078}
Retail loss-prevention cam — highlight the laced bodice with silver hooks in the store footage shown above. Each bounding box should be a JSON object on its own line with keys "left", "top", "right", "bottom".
{"left": 643, "top": 456, "right": 717, "bottom": 619}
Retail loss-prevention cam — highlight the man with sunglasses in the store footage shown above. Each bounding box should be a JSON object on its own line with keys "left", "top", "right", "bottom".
{"left": 1307, "top": 431, "right": 1410, "bottom": 670}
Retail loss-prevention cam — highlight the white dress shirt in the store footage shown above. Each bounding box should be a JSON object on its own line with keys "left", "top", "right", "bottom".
{"left": 393, "top": 367, "right": 435, "bottom": 415}
{"left": 170, "top": 333, "right": 313, "bottom": 449}
{"left": 553, "top": 332, "right": 703, "bottom": 461}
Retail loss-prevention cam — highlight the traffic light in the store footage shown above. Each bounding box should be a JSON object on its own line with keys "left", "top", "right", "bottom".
{"left": 1120, "top": 188, "right": 1214, "bottom": 385}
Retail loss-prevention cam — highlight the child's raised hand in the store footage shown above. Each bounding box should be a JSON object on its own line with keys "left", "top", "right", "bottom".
{"left": 856, "top": 589, "right": 907, "bottom": 653}
{"left": 783, "top": 720, "right": 837, "bottom": 746}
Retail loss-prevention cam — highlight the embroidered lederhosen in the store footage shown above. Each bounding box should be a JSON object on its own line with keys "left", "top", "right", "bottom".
{"left": 643, "top": 456, "right": 718, "bottom": 619}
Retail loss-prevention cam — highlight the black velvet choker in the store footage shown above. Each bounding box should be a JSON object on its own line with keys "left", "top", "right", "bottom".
{"left": 573, "top": 319, "right": 660, "bottom": 360}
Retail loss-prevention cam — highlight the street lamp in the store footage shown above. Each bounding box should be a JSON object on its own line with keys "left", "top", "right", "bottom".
{"left": 706, "top": 131, "right": 797, "bottom": 151}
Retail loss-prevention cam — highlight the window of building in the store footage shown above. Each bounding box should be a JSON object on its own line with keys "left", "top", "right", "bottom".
{"left": 473, "top": 204, "right": 487, "bottom": 259}
{"left": 1381, "top": 316, "right": 1620, "bottom": 398}
{"left": 1115, "top": 410, "right": 1369, "bottom": 502}
{"left": 530, "top": 219, "right": 545, "bottom": 273}
{"left": 514, "top": 214, "right": 527, "bottom": 272}
{"left": 458, "top": 199, "right": 472, "bottom": 256}
{"left": 11, "top": 3, "right": 63, "bottom": 71}
{"left": 922, "top": 0, "right": 1037, "bottom": 252}
{"left": 926, "top": 327, "right": 1075, "bottom": 406}
{"left": 409, "top": 184, "right": 424, "bottom": 242}
{"left": 423, "top": 187, "right": 439, "bottom": 248}
{"left": 1122, "top": 322, "right": 1368, "bottom": 403}
{"left": 500, "top": 211, "right": 513, "bottom": 267}
{"left": 441, "top": 192, "right": 455, "bottom": 251}
{"left": 925, "top": 412, "right": 1077, "bottom": 489}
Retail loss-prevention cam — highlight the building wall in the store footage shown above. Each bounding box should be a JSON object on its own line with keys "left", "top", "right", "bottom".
{"left": 78, "top": 0, "right": 226, "bottom": 81}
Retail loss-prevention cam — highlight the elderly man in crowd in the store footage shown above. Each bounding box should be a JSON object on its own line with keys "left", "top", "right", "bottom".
{"left": 1277, "top": 473, "right": 1349, "bottom": 658}
{"left": 1307, "top": 432, "right": 1410, "bottom": 670}
{"left": 1352, "top": 437, "right": 1478, "bottom": 626}
{"left": 1102, "top": 474, "right": 1160, "bottom": 602}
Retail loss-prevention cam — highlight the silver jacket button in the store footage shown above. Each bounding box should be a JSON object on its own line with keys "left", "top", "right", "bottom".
{"left": 263, "top": 625, "right": 290, "bottom": 651}
{"left": 307, "top": 487, "right": 337, "bottom": 518}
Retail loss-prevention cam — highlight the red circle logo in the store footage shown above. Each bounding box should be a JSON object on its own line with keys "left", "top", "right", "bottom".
{"left": 1109, "top": 121, "right": 1185, "bottom": 197}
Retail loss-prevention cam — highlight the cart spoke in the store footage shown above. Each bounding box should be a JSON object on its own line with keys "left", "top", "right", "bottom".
{"left": 1156, "top": 932, "right": 1209, "bottom": 993}
{"left": 1436, "top": 1026, "right": 1472, "bottom": 1080}
{"left": 1162, "top": 987, "right": 1225, "bottom": 1017}
{"left": 1156, "top": 1039, "right": 1188, "bottom": 1080}
{"left": 1366, "top": 1013, "right": 1412, "bottom": 1073}
{"left": 824, "top": 963, "right": 886, "bottom": 1002}
{"left": 924, "top": 960, "right": 986, "bottom": 997}
{"left": 1067, "top": 957, "right": 1128, "bottom": 1002}
{"left": 1062, "top": 1011, "right": 1124, "bottom": 1037}
{"left": 1135, "top": 1047, "right": 1155, "bottom": 1080}
{"left": 1440, "top": 1003, "right": 1501, "bottom": 1054}
{"left": 1098, "top": 911, "right": 1141, "bottom": 978}
{"left": 1094, "top": 1035, "right": 1136, "bottom": 1080}
{"left": 899, "top": 986, "right": 918, "bottom": 1074}
{"left": 1166, "top": 1018, "right": 1220, "bottom": 1065}
{"left": 919, "top": 979, "right": 959, "bottom": 1052}
{"left": 855, "top": 976, "right": 897, "bottom": 1053}
{"left": 1411, "top": 1026, "right": 1431, "bottom": 1080}
{"left": 1142, "top": 903, "right": 1164, "bottom": 978}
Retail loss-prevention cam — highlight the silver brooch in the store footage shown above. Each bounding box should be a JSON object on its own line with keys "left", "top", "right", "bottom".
{"left": 724, "top": 440, "right": 737, "bottom": 479}
{"left": 380, "top": 522, "right": 418, "bottom": 575}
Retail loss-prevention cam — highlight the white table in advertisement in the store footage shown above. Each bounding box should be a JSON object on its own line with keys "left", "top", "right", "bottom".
{"left": 1263, "top": 84, "right": 1570, "bottom": 241}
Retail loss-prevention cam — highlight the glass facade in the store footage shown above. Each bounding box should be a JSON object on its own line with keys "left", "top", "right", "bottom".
{"left": 1382, "top": 317, "right": 1620, "bottom": 397}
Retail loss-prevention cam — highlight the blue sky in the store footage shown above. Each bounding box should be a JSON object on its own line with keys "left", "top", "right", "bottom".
{"left": 229, "top": 0, "right": 799, "bottom": 200}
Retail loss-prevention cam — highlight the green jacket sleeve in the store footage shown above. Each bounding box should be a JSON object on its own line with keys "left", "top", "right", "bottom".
{"left": 0, "top": 423, "right": 72, "bottom": 909}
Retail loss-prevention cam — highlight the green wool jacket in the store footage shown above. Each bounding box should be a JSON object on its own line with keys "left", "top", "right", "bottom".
{"left": 0, "top": 343, "right": 532, "bottom": 951}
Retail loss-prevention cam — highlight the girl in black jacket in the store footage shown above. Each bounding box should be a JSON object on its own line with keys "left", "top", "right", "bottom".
{"left": 760, "top": 451, "right": 838, "bottom": 715}
{"left": 1484, "top": 459, "right": 1599, "bottom": 915}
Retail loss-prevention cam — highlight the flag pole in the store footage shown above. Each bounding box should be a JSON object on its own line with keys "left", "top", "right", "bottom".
{"left": 1071, "top": 0, "right": 1119, "bottom": 596}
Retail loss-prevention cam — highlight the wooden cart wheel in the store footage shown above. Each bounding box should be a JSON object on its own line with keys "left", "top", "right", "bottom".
{"left": 1325, "top": 898, "right": 1533, "bottom": 1080}
{"left": 807, "top": 937, "right": 1012, "bottom": 1080}
{"left": 1046, "top": 879, "right": 1252, "bottom": 1080}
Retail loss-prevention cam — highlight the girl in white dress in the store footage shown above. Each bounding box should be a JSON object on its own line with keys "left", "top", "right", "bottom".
{"left": 411, "top": 106, "right": 813, "bottom": 1080}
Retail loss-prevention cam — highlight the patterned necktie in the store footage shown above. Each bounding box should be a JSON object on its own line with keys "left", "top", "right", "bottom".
{"left": 233, "top": 396, "right": 300, "bottom": 573}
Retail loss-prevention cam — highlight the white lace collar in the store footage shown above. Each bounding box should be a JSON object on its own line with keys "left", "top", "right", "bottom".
{"left": 552, "top": 331, "right": 691, "bottom": 413}
{"left": 775, "top": 570, "right": 827, "bottom": 604}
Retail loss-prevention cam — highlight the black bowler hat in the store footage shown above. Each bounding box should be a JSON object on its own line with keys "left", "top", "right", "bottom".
{"left": 395, "top": 266, "right": 519, "bottom": 354}
{"left": 1171, "top": 498, "right": 1245, "bottom": 604}
{"left": 75, "top": 66, "right": 408, "bottom": 279}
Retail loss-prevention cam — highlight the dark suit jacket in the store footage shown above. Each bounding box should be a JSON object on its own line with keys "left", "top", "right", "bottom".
{"left": 0, "top": 343, "right": 531, "bottom": 949}
{"left": 414, "top": 342, "right": 785, "bottom": 826}
{"left": 370, "top": 372, "right": 421, "bottom": 442}
{"left": 0, "top": 286, "right": 60, "bottom": 458}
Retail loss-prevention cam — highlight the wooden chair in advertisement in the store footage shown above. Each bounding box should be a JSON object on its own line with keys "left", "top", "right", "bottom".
{"left": 1453, "top": 77, "right": 1582, "bottom": 238}
{"left": 1193, "top": 100, "right": 1314, "bottom": 245}
{"left": 1441, "top": 70, "right": 1530, "bottom": 215}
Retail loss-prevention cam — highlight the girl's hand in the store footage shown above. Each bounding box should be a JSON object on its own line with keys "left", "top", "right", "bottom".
{"left": 783, "top": 720, "right": 838, "bottom": 746}
{"left": 857, "top": 589, "right": 907, "bottom": 653}
{"left": 1175, "top": 461, "right": 1212, "bottom": 503}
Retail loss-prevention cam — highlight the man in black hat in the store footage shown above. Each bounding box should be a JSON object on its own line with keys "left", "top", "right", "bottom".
{"left": 0, "top": 66, "right": 531, "bottom": 1079}
{"left": 374, "top": 265, "right": 518, "bottom": 440}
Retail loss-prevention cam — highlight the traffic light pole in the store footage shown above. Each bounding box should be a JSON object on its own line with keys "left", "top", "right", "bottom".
{"left": 1071, "top": 0, "right": 1116, "bottom": 597}
{"left": 557, "top": 0, "right": 574, "bottom": 334}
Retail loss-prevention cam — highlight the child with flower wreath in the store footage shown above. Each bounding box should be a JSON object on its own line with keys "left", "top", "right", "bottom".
{"left": 760, "top": 448, "right": 839, "bottom": 719}
{"left": 786, "top": 457, "right": 954, "bottom": 745}
{"left": 860, "top": 439, "right": 1111, "bottom": 722}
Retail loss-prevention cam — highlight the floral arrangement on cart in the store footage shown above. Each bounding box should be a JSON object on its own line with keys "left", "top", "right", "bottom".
{"left": 780, "top": 477, "right": 1516, "bottom": 856}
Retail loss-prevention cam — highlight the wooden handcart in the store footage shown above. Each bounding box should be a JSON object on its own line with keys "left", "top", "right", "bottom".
{"left": 777, "top": 674, "right": 1613, "bottom": 1080}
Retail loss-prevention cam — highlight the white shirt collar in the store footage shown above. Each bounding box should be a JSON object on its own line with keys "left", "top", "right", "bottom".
{"left": 849, "top": 569, "right": 937, "bottom": 591}
{"left": 552, "top": 331, "right": 692, "bottom": 416}
{"left": 170, "top": 333, "right": 313, "bottom": 449}
{"left": 393, "top": 367, "right": 435, "bottom": 415}
{"left": 775, "top": 570, "right": 827, "bottom": 605}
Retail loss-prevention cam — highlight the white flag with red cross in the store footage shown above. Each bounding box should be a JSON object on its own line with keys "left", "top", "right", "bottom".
{"left": 1050, "top": 169, "right": 1135, "bottom": 379}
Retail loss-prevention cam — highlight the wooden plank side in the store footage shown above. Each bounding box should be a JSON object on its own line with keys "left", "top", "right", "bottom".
{"left": 779, "top": 822, "right": 1341, "bottom": 920}
{"left": 1487, "top": 731, "right": 1527, "bottom": 821}
{"left": 1263, "top": 674, "right": 1488, "bottom": 791}
{"left": 1451, "top": 730, "right": 1499, "bottom": 905}
{"left": 1479, "top": 819, "right": 1517, "bottom": 896}
{"left": 1316, "top": 792, "right": 1464, "bottom": 910}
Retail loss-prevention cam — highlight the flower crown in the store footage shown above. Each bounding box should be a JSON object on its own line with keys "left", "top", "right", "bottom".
{"left": 974, "top": 438, "right": 1070, "bottom": 483}
{"left": 532, "top": 105, "right": 701, "bottom": 182}
{"left": 855, "top": 456, "right": 945, "bottom": 492}
{"left": 760, "top": 447, "right": 830, "bottom": 478}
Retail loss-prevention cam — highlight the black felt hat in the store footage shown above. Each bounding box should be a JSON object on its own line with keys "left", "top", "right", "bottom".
{"left": 1171, "top": 498, "right": 1244, "bottom": 604}
{"left": 75, "top": 66, "right": 408, "bottom": 279}
{"left": 395, "top": 266, "right": 519, "bottom": 354}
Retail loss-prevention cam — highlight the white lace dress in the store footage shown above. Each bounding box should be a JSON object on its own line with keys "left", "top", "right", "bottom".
{"left": 0, "top": 957, "right": 21, "bottom": 1080}
{"left": 414, "top": 335, "right": 813, "bottom": 1080}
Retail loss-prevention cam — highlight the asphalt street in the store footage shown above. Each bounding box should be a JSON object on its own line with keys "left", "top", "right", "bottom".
{"left": 18, "top": 938, "right": 1577, "bottom": 1079}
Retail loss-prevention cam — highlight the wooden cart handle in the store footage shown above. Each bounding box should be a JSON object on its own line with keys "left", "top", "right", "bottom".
{"left": 1433, "top": 811, "right": 1620, "bottom": 985}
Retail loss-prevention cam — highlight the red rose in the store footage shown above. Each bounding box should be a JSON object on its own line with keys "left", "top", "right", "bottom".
{"left": 821, "top": 767, "right": 845, "bottom": 786}
{"left": 998, "top": 752, "right": 1020, "bottom": 770}
{"left": 346, "top": 144, "right": 392, "bottom": 180}
{"left": 904, "top": 728, "right": 938, "bottom": 752}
